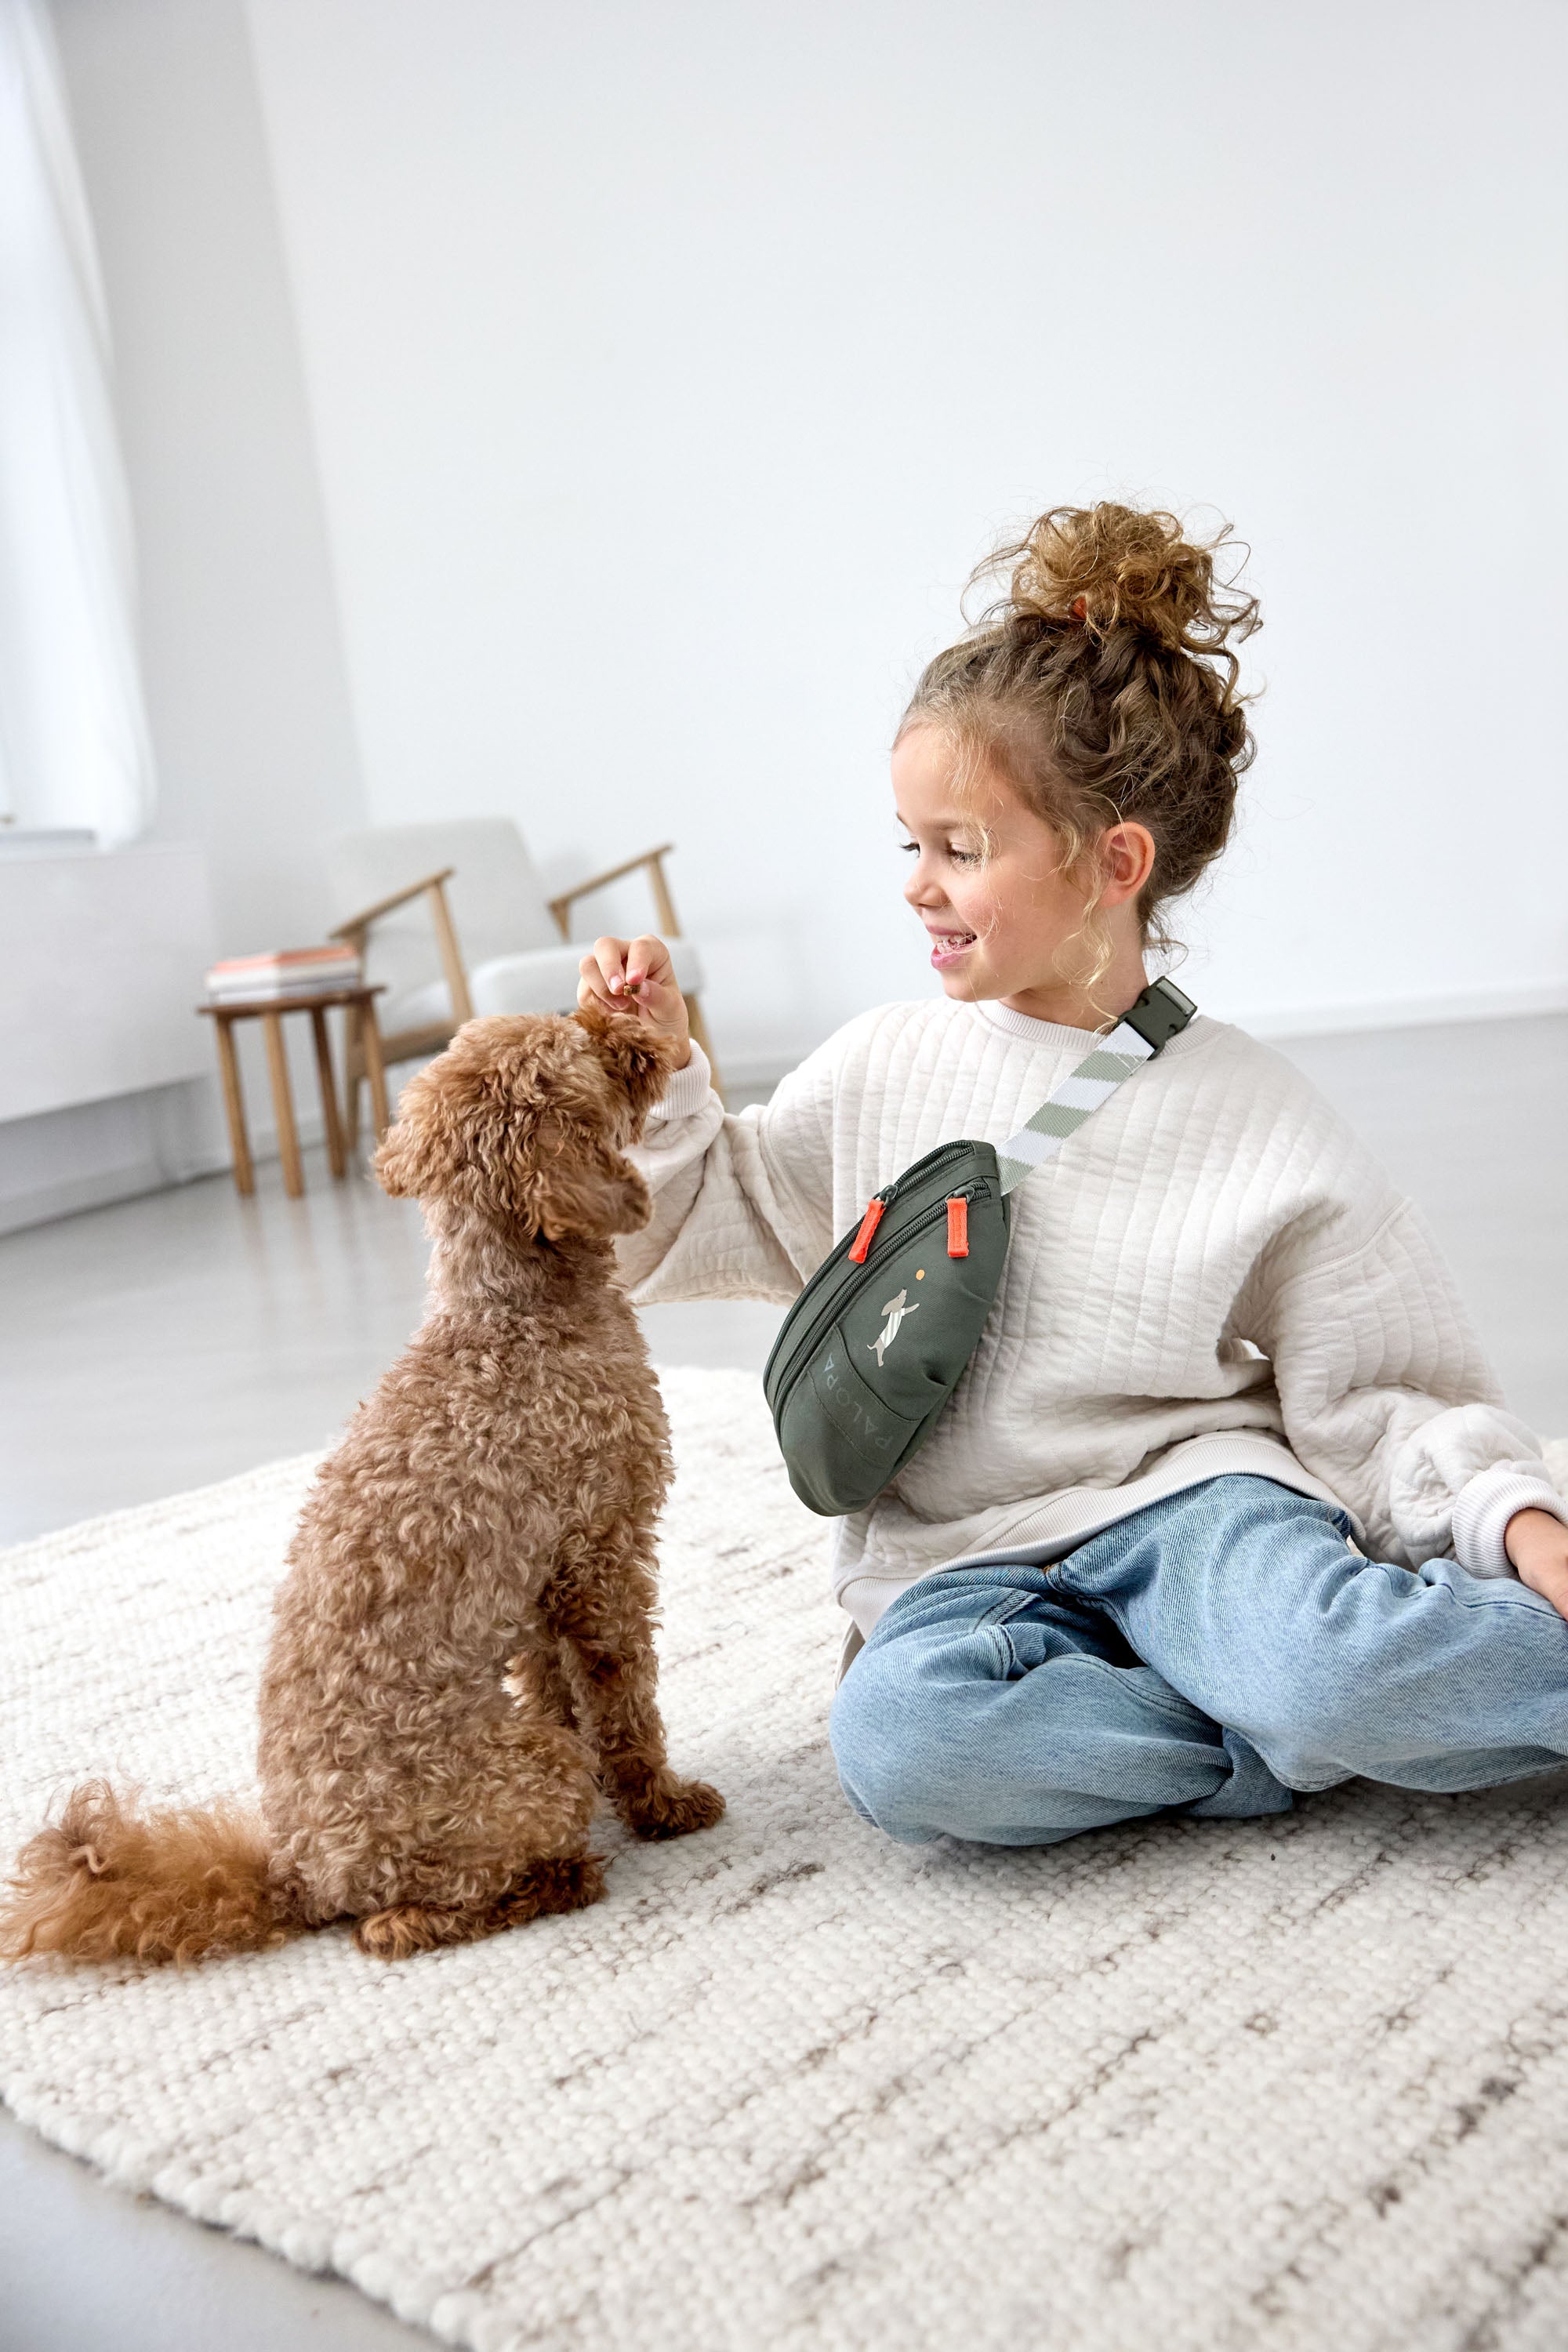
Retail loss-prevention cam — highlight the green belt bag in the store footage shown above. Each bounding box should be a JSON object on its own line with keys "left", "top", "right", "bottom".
{"left": 762, "top": 978, "right": 1196, "bottom": 1516}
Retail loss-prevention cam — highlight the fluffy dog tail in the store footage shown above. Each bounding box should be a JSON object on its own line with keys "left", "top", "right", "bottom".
{"left": 0, "top": 1779, "right": 301, "bottom": 1965}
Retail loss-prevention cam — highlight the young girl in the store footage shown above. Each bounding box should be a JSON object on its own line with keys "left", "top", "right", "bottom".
{"left": 578, "top": 502, "right": 1568, "bottom": 1849}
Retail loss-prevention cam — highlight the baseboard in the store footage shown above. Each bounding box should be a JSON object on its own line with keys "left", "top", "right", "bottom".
{"left": 0, "top": 1153, "right": 209, "bottom": 1236}
{"left": 0, "top": 1080, "right": 337, "bottom": 1238}
{"left": 0, "top": 1123, "right": 342, "bottom": 1236}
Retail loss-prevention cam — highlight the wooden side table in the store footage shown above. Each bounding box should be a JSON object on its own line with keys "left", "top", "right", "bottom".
{"left": 197, "top": 985, "right": 390, "bottom": 1200}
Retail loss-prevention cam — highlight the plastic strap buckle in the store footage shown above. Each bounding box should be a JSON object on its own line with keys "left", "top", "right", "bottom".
{"left": 1119, "top": 976, "right": 1196, "bottom": 1054}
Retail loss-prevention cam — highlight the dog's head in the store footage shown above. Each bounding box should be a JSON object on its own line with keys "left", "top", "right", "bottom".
{"left": 373, "top": 1005, "right": 677, "bottom": 1241}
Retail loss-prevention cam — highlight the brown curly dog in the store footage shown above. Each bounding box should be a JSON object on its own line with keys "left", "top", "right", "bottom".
{"left": 0, "top": 1006, "right": 724, "bottom": 1965}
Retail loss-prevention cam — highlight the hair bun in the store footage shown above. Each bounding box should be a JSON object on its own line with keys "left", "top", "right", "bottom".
{"left": 994, "top": 503, "right": 1258, "bottom": 659}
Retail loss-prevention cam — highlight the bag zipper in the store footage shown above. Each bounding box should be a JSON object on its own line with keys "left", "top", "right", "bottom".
{"left": 765, "top": 1178, "right": 991, "bottom": 1410}
{"left": 763, "top": 1147, "right": 973, "bottom": 1389}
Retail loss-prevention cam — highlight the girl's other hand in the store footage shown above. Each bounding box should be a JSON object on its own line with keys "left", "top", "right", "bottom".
{"left": 1506, "top": 1507, "right": 1568, "bottom": 1620}
{"left": 577, "top": 934, "right": 693, "bottom": 1068}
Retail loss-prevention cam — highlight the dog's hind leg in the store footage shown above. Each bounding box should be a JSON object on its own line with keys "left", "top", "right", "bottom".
{"left": 488, "top": 1852, "right": 607, "bottom": 1926}
{"left": 346, "top": 1700, "right": 600, "bottom": 1959}
{"left": 354, "top": 1900, "right": 494, "bottom": 1958}
{"left": 355, "top": 1854, "right": 607, "bottom": 1958}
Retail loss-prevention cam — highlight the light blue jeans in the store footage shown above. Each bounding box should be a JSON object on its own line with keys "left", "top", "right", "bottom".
{"left": 830, "top": 1475, "right": 1568, "bottom": 1846}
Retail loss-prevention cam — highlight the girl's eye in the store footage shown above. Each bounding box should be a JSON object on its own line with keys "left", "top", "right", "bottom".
{"left": 898, "top": 840, "right": 981, "bottom": 866}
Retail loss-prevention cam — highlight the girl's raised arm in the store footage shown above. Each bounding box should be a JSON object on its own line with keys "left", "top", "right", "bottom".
{"left": 583, "top": 935, "right": 838, "bottom": 1309}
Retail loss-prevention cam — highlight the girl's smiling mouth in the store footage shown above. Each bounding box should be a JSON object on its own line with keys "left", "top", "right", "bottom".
{"left": 926, "top": 927, "right": 978, "bottom": 968}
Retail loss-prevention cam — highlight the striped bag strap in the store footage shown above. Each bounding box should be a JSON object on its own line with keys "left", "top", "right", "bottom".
{"left": 994, "top": 977, "right": 1196, "bottom": 1196}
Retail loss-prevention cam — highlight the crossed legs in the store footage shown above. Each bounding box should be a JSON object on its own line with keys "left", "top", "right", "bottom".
{"left": 832, "top": 1475, "right": 1568, "bottom": 1848}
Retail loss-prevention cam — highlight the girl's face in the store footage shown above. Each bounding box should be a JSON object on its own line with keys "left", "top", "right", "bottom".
{"left": 891, "top": 722, "right": 1155, "bottom": 1026}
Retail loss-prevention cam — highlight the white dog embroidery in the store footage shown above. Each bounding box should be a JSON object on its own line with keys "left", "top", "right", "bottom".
{"left": 869, "top": 1289, "right": 919, "bottom": 1368}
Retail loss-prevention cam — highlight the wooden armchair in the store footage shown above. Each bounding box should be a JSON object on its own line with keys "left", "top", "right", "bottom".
{"left": 328, "top": 865, "right": 471, "bottom": 1145}
{"left": 327, "top": 819, "right": 720, "bottom": 1142}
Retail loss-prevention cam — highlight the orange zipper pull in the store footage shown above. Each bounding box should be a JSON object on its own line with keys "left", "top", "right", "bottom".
{"left": 848, "top": 1199, "right": 886, "bottom": 1263}
{"left": 946, "top": 1196, "right": 969, "bottom": 1258}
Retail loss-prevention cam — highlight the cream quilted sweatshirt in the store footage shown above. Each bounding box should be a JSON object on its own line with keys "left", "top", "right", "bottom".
{"left": 620, "top": 996, "right": 1565, "bottom": 1635}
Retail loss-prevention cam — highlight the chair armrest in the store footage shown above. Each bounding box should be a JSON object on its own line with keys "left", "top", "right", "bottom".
{"left": 328, "top": 867, "right": 457, "bottom": 940}
{"left": 548, "top": 844, "right": 681, "bottom": 941}
{"left": 328, "top": 866, "right": 474, "bottom": 1025}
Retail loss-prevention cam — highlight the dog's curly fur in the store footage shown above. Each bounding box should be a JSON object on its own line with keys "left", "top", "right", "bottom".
{"left": 0, "top": 1007, "right": 723, "bottom": 1966}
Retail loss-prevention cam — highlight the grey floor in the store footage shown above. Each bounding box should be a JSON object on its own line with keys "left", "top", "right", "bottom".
{"left": 1, "top": 1012, "right": 1564, "bottom": 2350}
{"left": 0, "top": 1145, "right": 786, "bottom": 1548}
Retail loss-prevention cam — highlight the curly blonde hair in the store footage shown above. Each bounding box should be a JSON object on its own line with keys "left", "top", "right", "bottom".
{"left": 900, "top": 502, "right": 1261, "bottom": 1002}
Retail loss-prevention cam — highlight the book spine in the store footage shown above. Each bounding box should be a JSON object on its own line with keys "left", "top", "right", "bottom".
{"left": 206, "top": 950, "right": 360, "bottom": 976}
{"left": 206, "top": 967, "right": 359, "bottom": 982}
{"left": 205, "top": 971, "right": 361, "bottom": 999}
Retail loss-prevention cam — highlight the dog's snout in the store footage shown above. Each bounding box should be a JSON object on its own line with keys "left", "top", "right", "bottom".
{"left": 575, "top": 1005, "right": 678, "bottom": 1123}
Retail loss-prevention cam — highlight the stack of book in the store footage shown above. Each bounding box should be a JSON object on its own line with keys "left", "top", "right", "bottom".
{"left": 205, "top": 944, "right": 363, "bottom": 1003}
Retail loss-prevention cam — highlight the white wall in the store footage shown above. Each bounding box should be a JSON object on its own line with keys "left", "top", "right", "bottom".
{"left": 241, "top": 0, "right": 1568, "bottom": 1073}
{"left": 53, "top": 0, "right": 366, "bottom": 956}
{"left": 7, "top": 0, "right": 372, "bottom": 1222}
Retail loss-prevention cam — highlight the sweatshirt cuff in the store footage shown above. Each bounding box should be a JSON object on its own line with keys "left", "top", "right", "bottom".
{"left": 647, "top": 1039, "right": 713, "bottom": 1124}
{"left": 1450, "top": 1461, "right": 1568, "bottom": 1580}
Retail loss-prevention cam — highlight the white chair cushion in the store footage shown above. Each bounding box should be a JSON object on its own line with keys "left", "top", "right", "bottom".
{"left": 328, "top": 819, "right": 562, "bottom": 1012}
{"left": 376, "top": 977, "right": 456, "bottom": 1044}
{"left": 469, "top": 935, "right": 705, "bottom": 1018}
{"left": 332, "top": 818, "right": 708, "bottom": 1054}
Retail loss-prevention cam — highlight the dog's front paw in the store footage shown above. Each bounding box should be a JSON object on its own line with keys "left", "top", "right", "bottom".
{"left": 619, "top": 1770, "right": 726, "bottom": 1841}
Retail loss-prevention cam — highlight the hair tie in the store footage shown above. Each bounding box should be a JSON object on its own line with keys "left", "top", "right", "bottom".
{"left": 1069, "top": 596, "right": 1087, "bottom": 622}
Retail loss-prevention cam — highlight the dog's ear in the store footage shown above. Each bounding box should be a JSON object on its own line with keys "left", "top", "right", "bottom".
{"left": 521, "top": 1124, "right": 652, "bottom": 1242}
{"left": 374, "top": 1014, "right": 653, "bottom": 1239}
{"left": 373, "top": 1059, "right": 470, "bottom": 1200}
{"left": 574, "top": 1001, "right": 679, "bottom": 1127}
{"left": 373, "top": 1019, "right": 535, "bottom": 1207}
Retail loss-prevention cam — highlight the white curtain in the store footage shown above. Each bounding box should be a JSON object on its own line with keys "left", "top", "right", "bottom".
{"left": 0, "top": 0, "right": 153, "bottom": 845}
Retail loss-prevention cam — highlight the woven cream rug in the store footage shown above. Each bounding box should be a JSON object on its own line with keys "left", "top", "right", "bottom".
{"left": 4, "top": 1372, "right": 1568, "bottom": 2352}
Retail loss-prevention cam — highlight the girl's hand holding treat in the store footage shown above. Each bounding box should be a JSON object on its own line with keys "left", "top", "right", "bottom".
{"left": 577, "top": 935, "right": 692, "bottom": 1069}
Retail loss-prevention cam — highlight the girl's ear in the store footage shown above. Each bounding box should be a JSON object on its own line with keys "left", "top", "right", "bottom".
{"left": 1099, "top": 821, "right": 1157, "bottom": 906}
{"left": 575, "top": 1001, "right": 677, "bottom": 1123}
